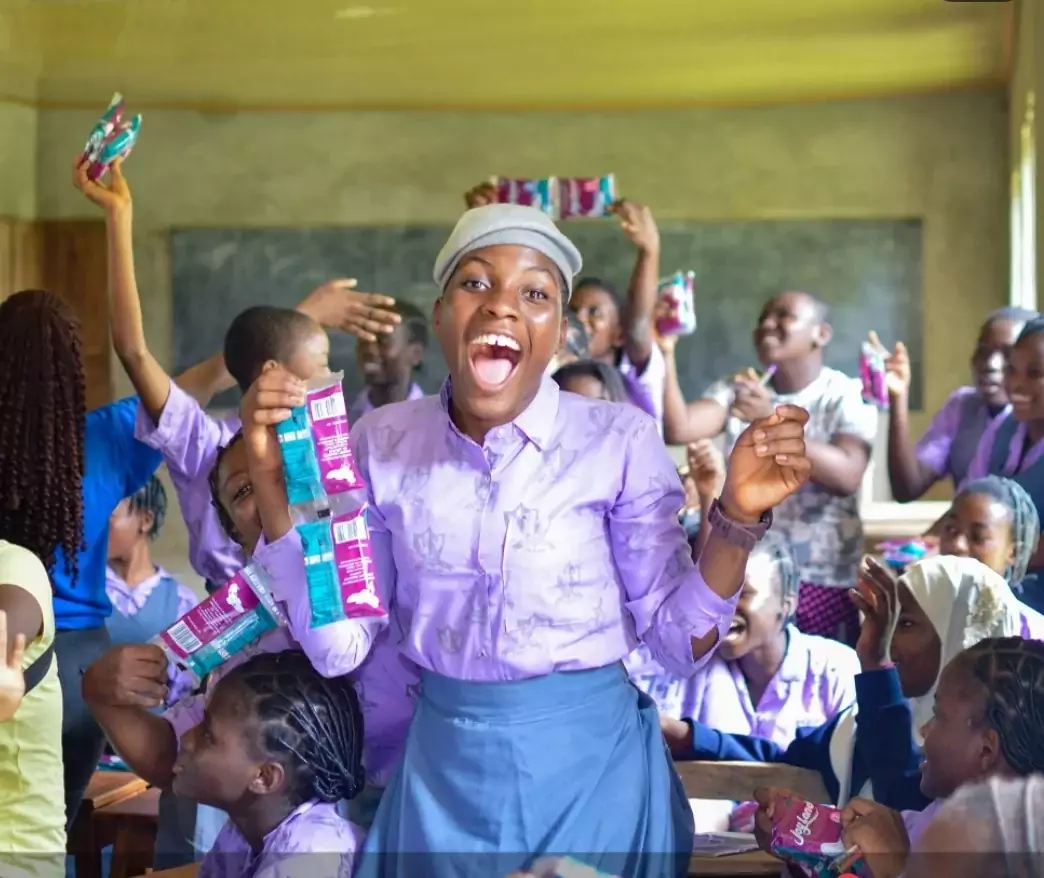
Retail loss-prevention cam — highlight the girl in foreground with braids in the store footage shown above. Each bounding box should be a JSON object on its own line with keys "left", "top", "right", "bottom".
{"left": 796, "top": 637, "right": 1044, "bottom": 878}
{"left": 172, "top": 650, "right": 366, "bottom": 878}
{"left": 0, "top": 288, "right": 159, "bottom": 871}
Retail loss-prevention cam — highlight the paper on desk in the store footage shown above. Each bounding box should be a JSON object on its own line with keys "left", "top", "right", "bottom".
{"left": 692, "top": 832, "right": 760, "bottom": 857}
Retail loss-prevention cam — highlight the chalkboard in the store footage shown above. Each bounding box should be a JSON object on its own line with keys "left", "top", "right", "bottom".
{"left": 171, "top": 218, "right": 923, "bottom": 410}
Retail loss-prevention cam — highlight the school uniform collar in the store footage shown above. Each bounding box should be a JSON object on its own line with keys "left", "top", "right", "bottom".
{"left": 776, "top": 625, "right": 806, "bottom": 684}
{"left": 438, "top": 374, "right": 560, "bottom": 452}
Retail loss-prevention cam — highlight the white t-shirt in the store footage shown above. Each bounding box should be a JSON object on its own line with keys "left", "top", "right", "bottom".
{"left": 701, "top": 367, "right": 878, "bottom": 588}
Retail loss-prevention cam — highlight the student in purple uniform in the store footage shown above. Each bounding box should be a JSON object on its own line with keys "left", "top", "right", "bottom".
{"left": 349, "top": 300, "right": 429, "bottom": 423}
{"left": 106, "top": 476, "right": 197, "bottom": 646}
{"left": 466, "top": 181, "right": 667, "bottom": 430}
{"left": 659, "top": 292, "right": 877, "bottom": 646}
{"left": 963, "top": 316, "right": 1044, "bottom": 611}
{"left": 177, "top": 651, "right": 366, "bottom": 878}
{"left": 627, "top": 532, "right": 860, "bottom": 744}
{"left": 74, "top": 158, "right": 401, "bottom": 588}
{"left": 349, "top": 203, "right": 813, "bottom": 878}
{"left": 84, "top": 367, "right": 418, "bottom": 835}
{"left": 884, "top": 307, "right": 1035, "bottom": 501}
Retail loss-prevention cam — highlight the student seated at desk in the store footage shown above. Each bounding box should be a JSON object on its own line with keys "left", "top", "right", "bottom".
{"left": 173, "top": 651, "right": 366, "bottom": 878}
{"left": 753, "top": 637, "right": 1044, "bottom": 878}
{"left": 627, "top": 532, "right": 860, "bottom": 745}
{"left": 663, "top": 556, "right": 1021, "bottom": 815}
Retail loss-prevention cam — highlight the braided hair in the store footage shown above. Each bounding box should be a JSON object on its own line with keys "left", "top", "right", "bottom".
{"left": 128, "top": 475, "right": 167, "bottom": 540}
{"left": 208, "top": 430, "right": 244, "bottom": 541}
{"left": 751, "top": 532, "right": 800, "bottom": 624}
{"left": 956, "top": 636, "right": 1044, "bottom": 776}
{"left": 954, "top": 477, "right": 1040, "bottom": 589}
{"left": 220, "top": 650, "right": 365, "bottom": 805}
{"left": 0, "top": 290, "right": 86, "bottom": 579}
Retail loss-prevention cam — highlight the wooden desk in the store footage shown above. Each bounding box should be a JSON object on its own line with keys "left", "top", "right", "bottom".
{"left": 95, "top": 787, "right": 161, "bottom": 878}
{"left": 688, "top": 851, "right": 783, "bottom": 876}
{"left": 137, "top": 865, "right": 198, "bottom": 878}
{"left": 68, "top": 771, "right": 151, "bottom": 878}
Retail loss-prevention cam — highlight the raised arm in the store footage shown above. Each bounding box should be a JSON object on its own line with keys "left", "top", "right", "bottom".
{"left": 613, "top": 200, "right": 660, "bottom": 372}
{"left": 611, "top": 405, "right": 811, "bottom": 674}
{"left": 74, "top": 159, "right": 172, "bottom": 423}
{"left": 238, "top": 366, "right": 386, "bottom": 675}
{"left": 659, "top": 335, "right": 729, "bottom": 443}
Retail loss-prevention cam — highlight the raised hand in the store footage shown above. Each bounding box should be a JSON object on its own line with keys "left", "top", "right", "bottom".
{"left": 239, "top": 363, "right": 306, "bottom": 475}
{"left": 850, "top": 555, "right": 901, "bottom": 671}
{"left": 0, "top": 611, "right": 26, "bottom": 722}
{"left": 82, "top": 644, "right": 170, "bottom": 710}
{"left": 868, "top": 330, "right": 910, "bottom": 397}
{"left": 611, "top": 199, "right": 660, "bottom": 255}
{"left": 73, "top": 155, "right": 131, "bottom": 216}
{"left": 721, "top": 405, "right": 812, "bottom": 522}
{"left": 296, "top": 279, "right": 400, "bottom": 343}
{"left": 730, "top": 375, "right": 775, "bottom": 423}
{"left": 687, "top": 440, "right": 726, "bottom": 501}
{"left": 464, "top": 182, "right": 497, "bottom": 209}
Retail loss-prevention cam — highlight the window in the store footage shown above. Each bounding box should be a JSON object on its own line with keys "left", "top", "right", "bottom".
{"left": 1013, "top": 92, "right": 1036, "bottom": 310}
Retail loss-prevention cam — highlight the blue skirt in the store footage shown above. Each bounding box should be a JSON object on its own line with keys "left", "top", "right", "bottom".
{"left": 355, "top": 664, "right": 694, "bottom": 878}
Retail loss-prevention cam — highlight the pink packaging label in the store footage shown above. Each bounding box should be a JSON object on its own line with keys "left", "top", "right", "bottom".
{"left": 299, "top": 506, "right": 385, "bottom": 627}
{"left": 558, "top": 175, "right": 616, "bottom": 219}
{"left": 158, "top": 567, "right": 271, "bottom": 661}
{"left": 655, "top": 271, "right": 697, "bottom": 337}
{"left": 494, "top": 178, "right": 556, "bottom": 214}
{"left": 770, "top": 797, "right": 866, "bottom": 878}
{"left": 308, "top": 383, "right": 363, "bottom": 493}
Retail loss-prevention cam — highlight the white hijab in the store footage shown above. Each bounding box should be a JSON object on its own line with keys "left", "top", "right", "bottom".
{"left": 901, "top": 555, "right": 1023, "bottom": 742}
{"left": 830, "top": 556, "right": 1022, "bottom": 806}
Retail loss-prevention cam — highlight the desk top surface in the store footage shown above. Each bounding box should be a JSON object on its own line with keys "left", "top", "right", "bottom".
{"left": 83, "top": 771, "right": 149, "bottom": 811}
{"left": 688, "top": 850, "right": 782, "bottom": 876}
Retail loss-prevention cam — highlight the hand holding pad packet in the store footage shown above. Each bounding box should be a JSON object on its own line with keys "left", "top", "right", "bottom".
{"left": 81, "top": 93, "right": 141, "bottom": 181}
{"left": 297, "top": 501, "right": 385, "bottom": 628}
{"left": 153, "top": 564, "right": 285, "bottom": 688}
{"left": 275, "top": 371, "right": 363, "bottom": 509}
{"left": 655, "top": 270, "right": 697, "bottom": 337}
{"left": 769, "top": 797, "right": 870, "bottom": 878}
{"left": 860, "top": 335, "right": 889, "bottom": 410}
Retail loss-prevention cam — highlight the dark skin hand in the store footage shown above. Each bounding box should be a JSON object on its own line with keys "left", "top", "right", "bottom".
{"left": 82, "top": 644, "right": 179, "bottom": 788}
{"left": 850, "top": 556, "right": 901, "bottom": 671}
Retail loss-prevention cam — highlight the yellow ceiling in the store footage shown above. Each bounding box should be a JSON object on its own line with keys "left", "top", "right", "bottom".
{"left": 0, "top": 0, "right": 1013, "bottom": 110}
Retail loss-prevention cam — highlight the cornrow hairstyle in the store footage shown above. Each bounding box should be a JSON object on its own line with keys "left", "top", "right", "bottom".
{"left": 0, "top": 290, "right": 86, "bottom": 579}
{"left": 1014, "top": 316, "right": 1044, "bottom": 346}
{"left": 954, "top": 477, "right": 1040, "bottom": 590}
{"left": 750, "top": 532, "right": 800, "bottom": 624}
{"left": 220, "top": 650, "right": 365, "bottom": 805}
{"left": 552, "top": 359, "right": 629, "bottom": 404}
{"left": 223, "top": 306, "right": 319, "bottom": 393}
{"left": 984, "top": 306, "right": 1038, "bottom": 327}
{"left": 956, "top": 636, "right": 1044, "bottom": 776}
{"left": 393, "top": 300, "right": 429, "bottom": 350}
{"left": 208, "top": 431, "right": 245, "bottom": 542}
{"left": 564, "top": 310, "right": 590, "bottom": 360}
{"left": 128, "top": 475, "right": 168, "bottom": 540}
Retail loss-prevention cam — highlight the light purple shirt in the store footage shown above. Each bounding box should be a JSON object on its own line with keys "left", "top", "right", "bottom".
{"left": 162, "top": 531, "right": 413, "bottom": 787}
{"left": 349, "top": 374, "right": 739, "bottom": 682}
{"left": 105, "top": 566, "right": 198, "bottom": 620}
{"left": 200, "top": 800, "right": 364, "bottom": 878}
{"left": 619, "top": 345, "right": 666, "bottom": 436}
{"left": 964, "top": 406, "right": 1044, "bottom": 487}
{"left": 134, "top": 380, "right": 245, "bottom": 585}
{"left": 914, "top": 387, "right": 994, "bottom": 487}
{"left": 624, "top": 626, "right": 860, "bottom": 746}
{"left": 901, "top": 798, "right": 943, "bottom": 851}
{"left": 348, "top": 382, "right": 426, "bottom": 426}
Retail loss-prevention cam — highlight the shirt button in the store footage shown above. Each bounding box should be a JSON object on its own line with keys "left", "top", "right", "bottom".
{"left": 479, "top": 650, "right": 488, "bottom": 658}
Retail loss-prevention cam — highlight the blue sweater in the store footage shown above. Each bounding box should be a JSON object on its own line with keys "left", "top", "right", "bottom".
{"left": 679, "top": 667, "right": 931, "bottom": 813}
{"left": 52, "top": 398, "right": 161, "bottom": 630}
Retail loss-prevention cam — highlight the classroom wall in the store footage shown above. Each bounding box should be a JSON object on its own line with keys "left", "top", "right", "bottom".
{"left": 30, "top": 90, "right": 1009, "bottom": 587}
{"left": 0, "top": 101, "right": 37, "bottom": 219}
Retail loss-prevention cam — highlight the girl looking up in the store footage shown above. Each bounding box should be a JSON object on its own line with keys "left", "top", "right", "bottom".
{"left": 885, "top": 307, "right": 1035, "bottom": 500}
{"left": 175, "top": 650, "right": 366, "bottom": 878}
{"left": 351, "top": 203, "right": 812, "bottom": 878}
